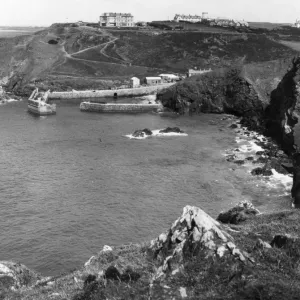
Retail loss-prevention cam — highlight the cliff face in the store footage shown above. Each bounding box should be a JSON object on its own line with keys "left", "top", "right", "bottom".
{"left": 158, "top": 68, "right": 266, "bottom": 131}
{"left": 264, "top": 57, "right": 300, "bottom": 153}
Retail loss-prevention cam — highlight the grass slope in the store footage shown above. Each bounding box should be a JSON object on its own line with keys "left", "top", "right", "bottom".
{"left": 2, "top": 209, "right": 300, "bottom": 300}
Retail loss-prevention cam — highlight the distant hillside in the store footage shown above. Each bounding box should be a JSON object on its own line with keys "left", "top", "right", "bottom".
{"left": 0, "top": 23, "right": 298, "bottom": 95}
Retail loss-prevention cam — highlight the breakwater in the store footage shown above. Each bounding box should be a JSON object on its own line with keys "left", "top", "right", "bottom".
{"left": 80, "top": 102, "right": 162, "bottom": 113}
{"left": 49, "top": 84, "right": 174, "bottom": 100}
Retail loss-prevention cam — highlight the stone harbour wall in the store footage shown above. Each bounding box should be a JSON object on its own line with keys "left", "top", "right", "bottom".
{"left": 80, "top": 102, "right": 162, "bottom": 113}
{"left": 49, "top": 84, "right": 175, "bottom": 100}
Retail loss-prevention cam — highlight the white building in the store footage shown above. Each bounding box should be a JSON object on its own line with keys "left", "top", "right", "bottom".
{"left": 187, "top": 69, "right": 212, "bottom": 77}
{"left": 159, "top": 74, "right": 179, "bottom": 81}
{"left": 99, "top": 13, "right": 134, "bottom": 27}
{"left": 295, "top": 20, "right": 300, "bottom": 28}
{"left": 174, "top": 14, "right": 202, "bottom": 23}
{"left": 130, "top": 77, "right": 140, "bottom": 88}
{"left": 145, "top": 77, "right": 162, "bottom": 85}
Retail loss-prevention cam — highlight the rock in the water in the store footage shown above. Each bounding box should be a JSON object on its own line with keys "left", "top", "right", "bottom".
{"left": 263, "top": 158, "right": 289, "bottom": 175}
{"left": 150, "top": 205, "right": 253, "bottom": 281}
{"left": 0, "top": 261, "right": 40, "bottom": 290}
{"left": 246, "top": 157, "right": 254, "bottom": 161}
{"left": 132, "top": 128, "right": 153, "bottom": 138}
{"left": 256, "top": 151, "right": 266, "bottom": 156}
{"left": 229, "top": 123, "right": 238, "bottom": 129}
{"left": 281, "top": 162, "right": 294, "bottom": 173}
{"left": 226, "top": 154, "right": 236, "bottom": 162}
{"left": 159, "top": 127, "right": 184, "bottom": 134}
{"left": 253, "top": 156, "right": 268, "bottom": 164}
{"left": 234, "top": 160, "right": 245, "bottom": 165}
{"left": 104, "top": 266, "right": 121, "bottom": 281}
{"left": 217, "top": 200, "right": 260, "bottom": 224}
{"left": 251, "top": 167, "right": 273, "bottom": 176}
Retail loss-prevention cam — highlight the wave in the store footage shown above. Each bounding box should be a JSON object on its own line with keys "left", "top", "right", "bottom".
{"left": 0, "top": 98, "right": 19, "bottom": 105}
{"left": 225, "top": 123, "right": 293, "bottom": 197}
{"left": 125, "top": 129, "right": 188, "bottom": 140}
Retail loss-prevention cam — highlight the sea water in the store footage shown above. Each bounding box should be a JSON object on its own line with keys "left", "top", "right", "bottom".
{"left": 0, "top": 100, "right": 292, "bottom": 275}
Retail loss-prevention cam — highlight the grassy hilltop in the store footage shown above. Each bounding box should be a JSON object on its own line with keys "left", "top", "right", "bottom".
{"left": 0, "top": 22, "right": 299, "bottom": 95}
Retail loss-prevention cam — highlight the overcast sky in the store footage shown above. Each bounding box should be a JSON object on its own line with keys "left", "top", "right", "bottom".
{"left": 1, "top": 0, "right": 299, "bottom": 26}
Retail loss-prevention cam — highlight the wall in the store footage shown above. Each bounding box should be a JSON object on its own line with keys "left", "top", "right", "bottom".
{"left": 80, "top": 102, "right": 162, "bottom": 113}
{"left": 49, "top": 83, "right": 174, "bottom": 100}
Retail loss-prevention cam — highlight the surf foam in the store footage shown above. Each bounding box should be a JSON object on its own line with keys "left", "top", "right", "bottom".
{"left": 125, "top": 129, "right": 188, "bottom": 140}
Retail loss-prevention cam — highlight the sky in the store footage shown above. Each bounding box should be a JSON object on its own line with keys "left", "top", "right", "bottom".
{"left": 0, "top": 0, "right": 300, "bottom": 27}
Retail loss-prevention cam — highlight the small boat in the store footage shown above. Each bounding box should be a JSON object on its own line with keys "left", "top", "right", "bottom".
{"left": 28, "top": 88, "right": 56, "bottom": 115}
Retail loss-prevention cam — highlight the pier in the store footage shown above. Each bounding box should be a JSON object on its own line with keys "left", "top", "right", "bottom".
{"left": 48, "top": 83, "right": 174, "bottom": 100}
{"left": 80, "top": 102, "right": 162, "bottom": 113}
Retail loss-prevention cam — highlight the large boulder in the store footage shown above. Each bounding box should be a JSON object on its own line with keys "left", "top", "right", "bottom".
{"left": 132, "top": 128, "right": 153, "bottom": 138}
{"left": 217, "top": 201, "right": 260, "bottom": 224}
{"left": 159, "top": 127, "right": 184, "bottom": 134}
{"left": 0, "top": 261, "right": 40, "bottom": 290}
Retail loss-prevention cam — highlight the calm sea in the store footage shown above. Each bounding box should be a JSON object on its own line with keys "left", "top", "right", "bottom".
{"left": 0, "top": 100, "right": 292, "bottom": 276}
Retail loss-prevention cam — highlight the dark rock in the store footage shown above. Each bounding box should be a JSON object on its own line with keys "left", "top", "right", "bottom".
{"left": 229, "top": 123, "right": 238, "bottom": 129}
{"left": 159, "top": 127, "right": 184, "bottom": 133}
{"left": 264, "top": 57, "right": 300, "bottom": 154}
{"left": 256, "top": 151, "right": 266, "bottom": 156}
{"left": 281, "top": 162, "right": 294, "bottom": 173}
{"left": 217, "top": 201, "right": 260, "bottom": 225}
{"left": 246, "top": 157, "right": 254, "bottom": 161}
{"left": 271, "top": 235, "right": 297, "bottom": 248}
{"left": 251, "top": 167, "right": 263, "bottom": 176}
{"left": 251, "top": 167, "right": 272, "bottom": 176}
{"left": 292, "top": 155, "right": 300, "bottom": 208}
{"left": 83, "top": 275, "right": 96, "bottom": 288}
{"left": 233, "top": 160, "right": 245, "bottom": 165}
{"left": 234, "top": 148, "right": 240, "bottom": 152}
{"left": 48, "top": 39, "right": 58, "bottom": 45}
{"left": 253, "top": 157, "right": 268, "bottom": 164}
{"left": 226, "top": 154, "right": 236, "bottom": 162}
{"left": 104, "top": 266, "right": 121, "bottom": 281}
{"left": 132, "top": 128, "right": 153, "bottom": 138}
{"left": 263, "top": 158, "right": 289, "bottom": 175}
{"left": 120, "top": 268, "right": 141, "bottom": 282}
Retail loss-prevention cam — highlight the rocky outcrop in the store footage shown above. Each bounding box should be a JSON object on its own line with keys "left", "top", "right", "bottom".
{"left": 158, "top": 68, "right": 265, "bottom": 121}
{"left": 149, "top": 205, "right": 254, "bottom": 299}
{"left": 217, "top": 201, "right": 260, "bottom": 224}
{"left": 0, "top": 261, "right": 40, "bottom": 290}
{"left": 150, "top": 206, "right": 253, "bottom": 281}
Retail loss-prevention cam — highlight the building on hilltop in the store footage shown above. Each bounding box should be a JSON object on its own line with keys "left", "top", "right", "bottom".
{"left": 99, "top": 13, "right": 134, "bottom": 27}
{"left": 159, "top": 74, "right": 180, "bottom": 82}
{"left": 174, "top": 14, "right": 202, "bottom": 23}
{"left": 294, "top": 20, "right": 300, "bottom": 28}
{"left": 130, "top": 77, "right": 140, "bottom": 88}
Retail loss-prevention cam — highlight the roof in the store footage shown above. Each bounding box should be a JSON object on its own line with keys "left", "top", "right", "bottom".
{"left": 159, "top": 74, "right": 179, "bottom": 78}
{"left": 146, "top": 77, "right": 162, "bottom": 80}
{"left": 131, "top": 77, "right": 140, "bottom": 80}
